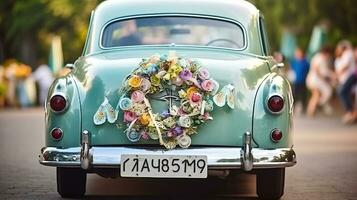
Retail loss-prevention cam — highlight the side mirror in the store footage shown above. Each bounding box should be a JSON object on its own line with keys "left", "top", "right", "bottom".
{"left": 65, "top": 63, "right": 74, "bottom": 70}
{"left": 273, "top": 63, "right": 284, "bottom": 69}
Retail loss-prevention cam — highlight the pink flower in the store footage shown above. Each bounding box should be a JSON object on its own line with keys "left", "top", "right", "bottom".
{"left": 198, "top": 68, "right": 210, "bottom": 80}
{"left": 177, "top": 108, "right": 187, "bottom": 116}
{"left": 124, "top": 111, "right": 137, "bottom": 122}
{"left": 202, "top": 112, "right": 213, "bottom": 120}
{"left": 131, "top": 90, "right": 145, "bottom": 103}
{"left": 201, "top": 79, "right": 214, "bottom": 92}
{"left": 141, "top": 131, "right": 149, "bottom": 140}
{"left": 190, "top": 92, "right": 202, "bottom": 103}
{"left": 172, "top": 76, "right": 183, "bottom": 86}
{"left": 140, "top": 78, "right": 151, "bottom": 92}
{"left": 166, "top": 131, "right": 174, "bottom": 137}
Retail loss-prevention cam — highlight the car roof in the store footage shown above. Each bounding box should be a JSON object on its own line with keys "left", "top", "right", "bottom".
{"left": 95, "top": 0, "right": 258, "bottom": 23}
{"left": 85, "top": 0, "right": 263, "bottom": 55}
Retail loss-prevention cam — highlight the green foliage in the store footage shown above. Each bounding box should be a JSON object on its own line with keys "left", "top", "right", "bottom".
{"left": 1, "top": 0, "right": 357, "bottom": 64}
{"left": 249, "top": 0, "right": 357, "bottom": 51}
{"left": 0, "top": 0, "right": 102, "bottom": 65}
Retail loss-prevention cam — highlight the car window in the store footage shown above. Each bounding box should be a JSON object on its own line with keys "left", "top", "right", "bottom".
{"left": 259, "top": 16, "right": 270, "bottom": 55}
{"left": 101, "top": 16, "right": 245, "bottom": 49}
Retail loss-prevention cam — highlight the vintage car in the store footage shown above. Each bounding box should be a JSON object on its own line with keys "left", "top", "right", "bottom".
{"left": 39, "top": 0, "right": 296, "bottom": 199}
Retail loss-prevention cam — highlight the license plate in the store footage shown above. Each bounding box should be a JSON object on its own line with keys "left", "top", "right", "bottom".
{"left": 120, "top": 154, "right": 207, "bottom": 178}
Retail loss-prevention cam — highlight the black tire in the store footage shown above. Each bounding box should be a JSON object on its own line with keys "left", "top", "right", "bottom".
{"left": 57, "top": 167, "right": 87, "bottom": 198}
{"left": 256, "top": 168, "right": 285, "bottom": 200}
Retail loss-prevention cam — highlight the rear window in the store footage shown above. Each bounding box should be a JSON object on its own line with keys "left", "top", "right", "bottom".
{"left": 101, "top": 16, "right": 245, "bottom": 49}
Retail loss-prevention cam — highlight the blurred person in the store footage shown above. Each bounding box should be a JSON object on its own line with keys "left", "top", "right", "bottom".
{"left": 32, "top": 63, "right": 54, "bottom": 106}
{"left": 4, "top": 61, "right": 18, "bottom": 107}
{"left": 290, "top": 48, "right": 310, "bottom": 113}
{"left": 3, "top": 60, "right": 33, "bottom": 107}
{"left": 306, "top": 47, "right": 335, "bottom": 117}
{"left": 115, "top": 20, "right": 142, "bottom": 46}
{"left": 273, "top": 51, "right": 284, "bottom": 63}
{"left": 0, "top": 65, "right": 6, "bottom": 108}
{"left": 274, "top": 51, "right": 296, "bottom": 85}
{"left": 58, "top": 67, "right": 72, "bottom": 77}
{"left": 335, "top": 43, "right": 357, "bottom": 123}
{"left": 110, "top": 19, "right": 168, "bottom": 47}
{"left": 353, "top": 48, "right": 357, "bottom": 119}
{"left": 334, "top": 40, "right": 356, "bottom": 123}
{"left": 15, "top": 63, "right": 34, "bottom": 107}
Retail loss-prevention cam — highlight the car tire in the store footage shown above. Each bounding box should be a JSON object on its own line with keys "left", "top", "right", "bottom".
{"left": 256, "top": 168, "right": 285, "bottom": 200}
{"left": 57, "top": 167, "right": 87, "bottom": 198}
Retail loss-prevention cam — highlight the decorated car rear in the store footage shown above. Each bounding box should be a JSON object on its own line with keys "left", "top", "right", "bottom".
{"left": 39, "top": 0, "right": 296, "bottom": 199}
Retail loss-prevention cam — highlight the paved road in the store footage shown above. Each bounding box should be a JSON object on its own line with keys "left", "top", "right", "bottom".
{"left": 0, "top": 108, "right": 356, "bottom": 199}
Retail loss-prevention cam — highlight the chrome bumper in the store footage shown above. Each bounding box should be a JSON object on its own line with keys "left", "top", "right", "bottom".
{"left": 39, "top": 132, "right": 296, "bottom": 171}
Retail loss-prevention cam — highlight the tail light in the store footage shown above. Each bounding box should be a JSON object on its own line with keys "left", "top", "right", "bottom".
{"left": 50, "top": 94, "right": 67, "bottom": 112}
{"left": 270, "top": 129, "right": 282, "bottom": 142}
{"left": 267, "top": 95, "right": 284, "bottom": 113}
{"left": 51, "top": 128, "right": 63, "bottom": 140}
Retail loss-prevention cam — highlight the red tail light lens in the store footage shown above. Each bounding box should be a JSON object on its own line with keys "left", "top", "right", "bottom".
{"left": 50, "top": 94, "right": 67, "bottom": 112}
{"left": 51, "top": 128, "right": 63, "bottom": 140}
{"left": 271, "top": 129, "right": 283, "bottom": 142}
{"left": 267, "top": 95, "right": 284, "bottom": 113}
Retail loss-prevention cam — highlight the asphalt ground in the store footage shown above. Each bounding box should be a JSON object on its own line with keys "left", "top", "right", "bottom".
{"left": 0, "top": 108, "right": 356, "bottom": 199}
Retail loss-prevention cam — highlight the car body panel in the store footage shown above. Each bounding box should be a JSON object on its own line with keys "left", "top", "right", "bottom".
{"left": 41, "top": 0, "right": 295, "bottom": 172}
{"left": 69, "top": 48, "right": 270, "bottom": 147}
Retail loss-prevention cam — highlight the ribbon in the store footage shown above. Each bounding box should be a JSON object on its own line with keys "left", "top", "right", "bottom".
{"left": 143, "top": 97, "right": 164, "bottom": 145}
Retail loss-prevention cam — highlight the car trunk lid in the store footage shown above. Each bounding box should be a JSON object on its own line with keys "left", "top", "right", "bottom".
{"left": 73, "top": 48, "right": 269, "bottom": 147}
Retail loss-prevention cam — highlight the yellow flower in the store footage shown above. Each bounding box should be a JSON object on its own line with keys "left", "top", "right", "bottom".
{"left": 170, "top": 73, "right": 177, "bottom": 80}
{"left": 171, "top": 64, "right": 183, "bottom": 73}
{"left": 163, "top": 73, "right": 171, "bottom": 81}
{"left": 128, "top": 75, "right": 142, "bottom": 88}
{"left": 166, "top": 64, "right": 182, "bottom": 80}
{"left": 149, "top": 54, "right": 160, "bottom": 63}
{"left": 150, "top": 75, "right": 161, "bottom": 86}
{"left": 187, "top": 86, "right": 199, "bottom": 98}
{"left": 178, "top": 89, "right": 187, "bottom": 99}
{"left": 139, "top": 113, "right": 151, "bottom": 126}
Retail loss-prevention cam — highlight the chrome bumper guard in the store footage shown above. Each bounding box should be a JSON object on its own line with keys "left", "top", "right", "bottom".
{"left": 39, "top": 132, "right": 296, "bottom": 171}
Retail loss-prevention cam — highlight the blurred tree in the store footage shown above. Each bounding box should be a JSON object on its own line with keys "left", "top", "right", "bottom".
{"left": 0, "top": 0, "right": 102, "bottom": 67}
{"left": 1, "top": 0, "right": 357, "bottom": 65}
{"left": 250, "top": 0, "right": 357, "bottom": 52}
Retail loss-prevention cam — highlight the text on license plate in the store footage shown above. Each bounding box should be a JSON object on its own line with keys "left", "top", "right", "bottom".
{"left": 120, "top": 154, "right": 207, "bottom": 178}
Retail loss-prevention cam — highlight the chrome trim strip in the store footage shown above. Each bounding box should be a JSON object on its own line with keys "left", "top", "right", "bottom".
{"left": 272, "top": 63, "right": 285, "bottom": 69}
{"left": 39, "top": 146, "right": 296, "bottom": 169}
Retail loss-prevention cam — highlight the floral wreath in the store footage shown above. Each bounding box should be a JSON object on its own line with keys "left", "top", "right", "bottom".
{"left": 93, "top": 52, "right": 235, "bottom": 149}
{"left": 119, "top": 52, "right": 224, "bottom": 149}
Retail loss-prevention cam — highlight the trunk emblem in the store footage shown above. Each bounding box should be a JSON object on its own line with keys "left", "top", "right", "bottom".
{"left": 149, "top": 88, "right": 180, "bottom": 111}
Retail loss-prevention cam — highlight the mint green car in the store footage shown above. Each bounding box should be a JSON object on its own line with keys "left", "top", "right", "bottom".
{"left": 39, "top": 0, "right": 296, "bottom": 199}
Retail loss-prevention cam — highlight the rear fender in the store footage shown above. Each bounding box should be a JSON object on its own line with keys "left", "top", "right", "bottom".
{"left": 252, "top": 73, "right": 293, "bottom": 148}
{"left": 45, "top": 75, "right": 81, "bottom": 148}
